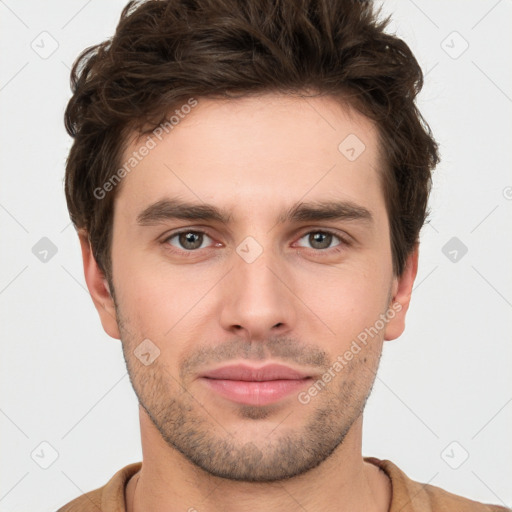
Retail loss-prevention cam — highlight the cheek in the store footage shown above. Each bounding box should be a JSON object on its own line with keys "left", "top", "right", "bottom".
{"left": 113, "top": 248, "right": 218, "bottom": 344}
{"left": 112, "top": 245, "right": 170, "bottom": 333}
{"left": 294, "top": 263, "right": 391, "bottom": 345}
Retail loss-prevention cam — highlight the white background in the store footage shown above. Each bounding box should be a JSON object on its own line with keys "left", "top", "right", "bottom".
{"left": 1, "top": 1, "right": 511, "bottom": 510}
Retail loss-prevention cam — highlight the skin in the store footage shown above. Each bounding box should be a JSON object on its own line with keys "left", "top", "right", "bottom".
{"left": 80, "top": 92, "right": 418, "bottom": 512}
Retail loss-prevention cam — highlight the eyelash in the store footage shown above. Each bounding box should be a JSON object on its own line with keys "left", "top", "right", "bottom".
{"left": 161, "top": 228, "right": 351, "bottom": 258}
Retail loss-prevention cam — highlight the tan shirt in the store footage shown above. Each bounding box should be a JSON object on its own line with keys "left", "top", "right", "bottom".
{"left": 56, "top": 456, "right": 510, "bottom": 511}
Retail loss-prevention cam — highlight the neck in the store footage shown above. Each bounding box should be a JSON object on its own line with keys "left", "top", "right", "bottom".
{"left": 126, "top": 407, "right": 391, "bottom": 512}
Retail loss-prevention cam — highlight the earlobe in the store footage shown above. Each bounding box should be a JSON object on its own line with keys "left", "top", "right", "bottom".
{"left": 383, "top": 243, "right": 419, "bottom": 341}
{"left": 78, "top": 230, "right": 121, "bottom": 340}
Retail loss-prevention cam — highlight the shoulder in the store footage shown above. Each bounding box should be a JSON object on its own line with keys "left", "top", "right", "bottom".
{"left": 56, "top": 462, "right": 142, "bottom": 512}
{"left": 364, "top": 456, "right": 510, "bottom": 512}
{"left": 56, "top": 488, "right": 102, "bottom": 512}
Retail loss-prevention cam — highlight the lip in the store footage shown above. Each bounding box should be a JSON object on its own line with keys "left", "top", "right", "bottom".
{"left": 199, "top": 363, "right": 312, "bottom": 406}
{"left": 201, "top": 363, "right": 310, "bottom": 381}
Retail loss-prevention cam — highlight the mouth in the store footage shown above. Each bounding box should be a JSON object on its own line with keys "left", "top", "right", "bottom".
{"left": 199, "top": 363, "right": 313, "bottom": 406}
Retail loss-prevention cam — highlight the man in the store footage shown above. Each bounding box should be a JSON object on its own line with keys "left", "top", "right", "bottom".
{"left": 57, "top": 0, "right": 508, "bottom": 510}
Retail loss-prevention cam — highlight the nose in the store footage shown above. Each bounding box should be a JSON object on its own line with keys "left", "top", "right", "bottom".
{"left": 219, "top": 246, "right": 297, "bottom": 341}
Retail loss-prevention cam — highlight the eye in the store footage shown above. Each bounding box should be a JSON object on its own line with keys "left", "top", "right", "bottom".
{"left": 296, "top": 230, "right": 345, "bottom": 251}
{"left": 165, "top": 230, "right": 214, "bottom": 251}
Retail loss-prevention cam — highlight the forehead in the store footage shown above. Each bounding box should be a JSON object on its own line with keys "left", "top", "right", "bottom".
{"left": 115, "top": 93, "right": 385, "bottom": 224}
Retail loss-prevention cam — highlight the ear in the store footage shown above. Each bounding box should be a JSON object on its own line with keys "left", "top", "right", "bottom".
{"left": 383, "top": 243, "right": 419, "bottom": 341}
{"left": 78, "top": 230, "right": 120, "bottom": 340}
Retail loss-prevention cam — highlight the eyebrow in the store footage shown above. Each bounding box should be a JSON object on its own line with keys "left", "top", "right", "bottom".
{"left": 136, "top": 197, "right": 373, "bottom": 227}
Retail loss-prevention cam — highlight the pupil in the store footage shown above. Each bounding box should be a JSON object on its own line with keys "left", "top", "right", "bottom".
{"left": 311, "top": 232, "right": 331, "bottom": 249}
{"left": 181, "top": 232, "right": 201, "bottom": 249}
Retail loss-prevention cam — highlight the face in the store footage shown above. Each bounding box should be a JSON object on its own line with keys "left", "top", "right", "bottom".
{"left": 83, "top": 93, "right": 417, "bottom": 482}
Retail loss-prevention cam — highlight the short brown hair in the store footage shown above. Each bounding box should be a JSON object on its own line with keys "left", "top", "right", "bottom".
{"left": 64, "top": 0, "right": 439, "bottom": 282}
